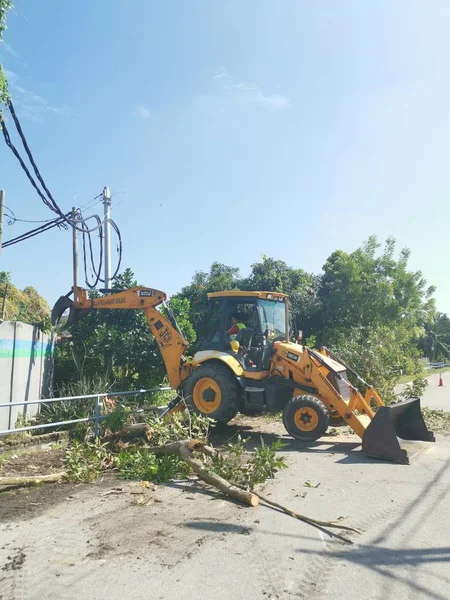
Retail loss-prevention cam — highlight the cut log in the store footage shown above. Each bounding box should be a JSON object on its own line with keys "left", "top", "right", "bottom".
{"left": 148, "top": 439, "right": 360, "bottom": 542}
{"left": 148, "top": 439, "right": 259, "bottom": 507}
{"left": 102, "top": 422, "right": 151, "bottom": 442}
{"left": 0, "top": 471, "right": 67, "bottom": 487}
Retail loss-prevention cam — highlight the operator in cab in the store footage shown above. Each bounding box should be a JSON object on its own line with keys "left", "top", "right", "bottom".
{"left": 227, "top": 313, "right": 246, "bottom": 339}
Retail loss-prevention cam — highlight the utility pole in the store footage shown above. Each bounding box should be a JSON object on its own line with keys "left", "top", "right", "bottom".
{"left": 102, "top": 186, "right": 112, "bottom": 289}
{"left": 0, "top": 190, "right": 5, "bottom": 261}
{"left": 72, "top": 207, "right": 78, "bottom": 292}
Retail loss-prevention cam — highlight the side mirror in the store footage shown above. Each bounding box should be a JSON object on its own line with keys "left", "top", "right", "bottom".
{"left": 297, "top": 330, "right": 303, "bottom": 343}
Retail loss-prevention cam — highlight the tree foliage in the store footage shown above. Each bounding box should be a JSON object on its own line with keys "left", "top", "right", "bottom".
{"left": 52, "top": 237, "right": 446, "bottom": 401}
{"left": 0, "top": 271, "right": 50, "bottom": 327}
{"left": 240, "top": 255, "right": 321, "bottom": 334}
{"left": 318, "top": 236, "right": 435, "bottom": 340}
{"left": 54, "top": 268, "right": 196, "bottom": 392}
{"left": 0, "top": 0, "right": 13, "bottom": 104}
{"left": 171, "top": 237, "right": 439, "bottom": 397}
{"left": 419, "top": 312, "right": 450, "bottom": 361}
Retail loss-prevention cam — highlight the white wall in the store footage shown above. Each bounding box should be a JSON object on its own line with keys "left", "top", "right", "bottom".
{"left": 0, "top": 321, "right": 54, "bottom": 431}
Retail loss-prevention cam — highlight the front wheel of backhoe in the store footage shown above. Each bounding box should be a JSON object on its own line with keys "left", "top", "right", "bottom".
{"left": 184, "top": 363, "right": 240, "bottom": 424}
{"left": 283, "top": 395, "right": 330, "bottom": 442}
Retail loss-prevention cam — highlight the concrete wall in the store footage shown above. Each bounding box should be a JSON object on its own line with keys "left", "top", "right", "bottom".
{"left": 0, "top": 321, "right": 54, "bottom": 431}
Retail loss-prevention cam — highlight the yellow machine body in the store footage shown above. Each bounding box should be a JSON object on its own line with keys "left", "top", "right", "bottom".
{"left": 52, "top": 286, "right": 435, "bottom": 464}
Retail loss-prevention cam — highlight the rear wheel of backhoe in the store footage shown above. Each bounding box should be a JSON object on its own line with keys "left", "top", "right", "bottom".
{"left": 283, "top": 395, "right": 330, "bottom": 442}
{"left": 184, "top": 363, "right": 240, "bottom": 424}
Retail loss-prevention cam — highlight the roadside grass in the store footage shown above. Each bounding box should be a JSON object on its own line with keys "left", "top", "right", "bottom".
{"left": 397, "top": 367, "right": 450, "bottom": 385}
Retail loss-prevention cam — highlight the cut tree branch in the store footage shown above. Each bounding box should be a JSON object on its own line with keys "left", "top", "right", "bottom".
{"left": 148, "top": 439, "right": 361, "bottom": 543}
{"left": 0, "top": 472, "right": 67, "bottom": 487}
{"left": 101, "top": 422, "right": 151, "bottom": 442}
{"left": 148, "top": 439, "right": 259, "bottom": 507}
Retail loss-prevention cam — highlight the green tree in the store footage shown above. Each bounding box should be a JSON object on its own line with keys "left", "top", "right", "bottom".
{"left": 173, "top": 262, "right": 241, "bottom": 349}
{"left": 317, "top": 237, "right": 435, "bottom": 395}
{"left": 0, "top": 274, "right": 50, "bottom": 326}
{"left": 54, "top": 269, "right": 196, "bottom": 391}
{"left": 420, "top": 312, "right": 450, "bottom": 361}
{"left": 0, "top": 0, "right": 13, "bottom": 103}
{"left": 241, "top": 255, "right": 320, "bottom": 336}
{"left": 318, "top": 236, "right": 435, "bottom": 343}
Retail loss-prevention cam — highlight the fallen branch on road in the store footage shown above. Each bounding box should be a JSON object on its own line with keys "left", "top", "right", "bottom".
{"left": 101, "top": 422, "right": 151, "bottom": 443}
{"left": 0, "top": 471, "right": 67, "bottom": 487}
{"left": 148, "top": 439, "right": 259, "bottom": 506}
{"left": 254, "top": 491, "right": 362, "bottom": 544}
{"left": 149, "top": 438, "right": 361, "bottom": 543}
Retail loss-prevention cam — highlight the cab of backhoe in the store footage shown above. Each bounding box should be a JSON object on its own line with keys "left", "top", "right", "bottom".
{"left": 198, "top": 291, "right": 289, "bottom": 372}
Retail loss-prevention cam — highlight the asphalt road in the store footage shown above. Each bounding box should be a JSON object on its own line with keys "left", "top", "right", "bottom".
{"left": 1, "top": 412, "right": 449, "bottom": 600}
{"left": 419, "top": 371, "right": 450, "bottom": 411}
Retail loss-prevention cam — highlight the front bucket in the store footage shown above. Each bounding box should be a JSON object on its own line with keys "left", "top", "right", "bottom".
{"left": 362, "top": 397, "right": 435, "bottom": 464}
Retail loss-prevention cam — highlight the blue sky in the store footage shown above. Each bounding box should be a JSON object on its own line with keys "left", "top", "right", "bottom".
{"left": 1, "top": 1, "right": 450, "bottom": 313}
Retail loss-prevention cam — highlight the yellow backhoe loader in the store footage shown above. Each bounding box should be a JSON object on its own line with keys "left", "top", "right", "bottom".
{"left": 52, "top": 286, "right": 435, "bottom": 464}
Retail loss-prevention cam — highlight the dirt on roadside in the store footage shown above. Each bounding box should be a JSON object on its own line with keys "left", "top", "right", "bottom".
{"left": 0, "top": 415, "right": 355, "bottom": 526}
{"left": 0, "top": 447, "right": 65, "bottom": 477}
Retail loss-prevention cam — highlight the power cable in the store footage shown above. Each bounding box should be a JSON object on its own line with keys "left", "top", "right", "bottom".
{"left": 80, "top": 212, "right": 103, "bottom": 289}
{"left": 2, "top": 101, "right": 101, "bottom": 233}
{"left": 109, "top": 218, "right": 123, "bottom": 279}
{"left": 4, "top": 205, "right": 58, "bottom": 225}
{"left": 1, "top": 117, "right": 68, "bottom": 227}
{"left": 2, "top": 214, "right": 70, "bottom": 248}
{"left": 7, "top": 100, "right": 64, "bottom": 217}
{"left": 1, "top": 101, "right": 124, "bottom": 286}
{"left": 76, "top": 192, "right": 103, "bottom": 212}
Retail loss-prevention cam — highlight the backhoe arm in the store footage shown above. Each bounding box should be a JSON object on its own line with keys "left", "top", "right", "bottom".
{"left": 52, "top": 286, "right": 190, "bottom": 389}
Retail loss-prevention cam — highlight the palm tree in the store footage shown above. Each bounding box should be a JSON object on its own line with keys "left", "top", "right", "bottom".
{"left": 421, "top": 313, "right": 450, "bottom": 361}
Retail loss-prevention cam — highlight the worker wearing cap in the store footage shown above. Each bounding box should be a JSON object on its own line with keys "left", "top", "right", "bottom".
{"left": 227, "top": 313, "right": 246, "bottom": 339}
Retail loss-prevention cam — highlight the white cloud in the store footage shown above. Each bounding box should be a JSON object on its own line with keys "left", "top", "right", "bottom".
{"left": 213, "top": 68, "right": 290, "bottom": 110}
{"left": 3, "top": 70, "right": 73, "bottom": 123}
{"left": 132, "top": 105, "right": 152, "bottom": 119}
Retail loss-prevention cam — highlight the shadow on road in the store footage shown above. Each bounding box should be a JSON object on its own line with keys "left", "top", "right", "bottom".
{"left": 295, "top": 542, "right": 450, "bottom": 600}
{"left": 209, "top": 422, "right": 379, "bottom": 463}
{"left": 185, "top": 520, "right": 252, "bottom": 534}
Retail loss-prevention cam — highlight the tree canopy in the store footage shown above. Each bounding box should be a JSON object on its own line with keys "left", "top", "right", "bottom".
{"left": 0, "top": 0, "right": 13, "bottom": 103}
{"left": 0, "top": 271, "right": 50, "bottom": 327}
{"left": 47, "top": 236, "right": 450, "bottom": 396}
{"left": 54, "top": 268, "right": 196, "bottom": 391}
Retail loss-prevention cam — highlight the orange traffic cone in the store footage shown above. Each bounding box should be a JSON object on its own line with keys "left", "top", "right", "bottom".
{"left": 439, "top": 374, "right": 444, "bottom": 387}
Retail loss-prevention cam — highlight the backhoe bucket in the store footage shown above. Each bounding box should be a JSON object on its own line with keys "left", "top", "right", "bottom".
{"left": 362, "top": 397, "right": 435, "bottom": 464}
{"left": 51, "top": 295, "right": 88, "bottom": 328}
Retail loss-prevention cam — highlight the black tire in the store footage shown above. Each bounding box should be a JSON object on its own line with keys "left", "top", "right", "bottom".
{"left": 283, "top": 395, "right": 330, "bottom": 442}
{"left": 184, "top": 363, "right": 241, "bottom": 424}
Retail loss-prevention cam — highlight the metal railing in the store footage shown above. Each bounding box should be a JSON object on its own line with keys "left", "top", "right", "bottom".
{"left": 0, "top": 387, "right": 173, "bottom": 438}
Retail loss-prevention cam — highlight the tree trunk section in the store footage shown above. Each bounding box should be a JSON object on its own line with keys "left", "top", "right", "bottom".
{"left": 148, "top": 439, "right": 259, "bottom": 507}
{"left": 0, "top": 472, "right": 67, "bottom": 487}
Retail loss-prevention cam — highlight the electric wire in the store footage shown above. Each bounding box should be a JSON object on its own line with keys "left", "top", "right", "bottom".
{"left": 1, "top": 101, "right": 124, "bottom": 287}
{"left": 1, "top": 117, "right": 68, "bottom": 227}
{"left": 2, "top": 100, "right": 101, "bottom": 233}
{"left": 3, "top": 206, "right": 59, "bottom": 225}
{"left": 2, "top": 214, "right": 70, "bottom": 248}
{"left": 76, "top": 192, "right": 103, "bottom": 212}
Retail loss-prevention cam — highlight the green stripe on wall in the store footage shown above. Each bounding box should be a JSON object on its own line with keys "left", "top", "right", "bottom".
{"left": 0, "top": 349, "right": 38, "bottom": 359}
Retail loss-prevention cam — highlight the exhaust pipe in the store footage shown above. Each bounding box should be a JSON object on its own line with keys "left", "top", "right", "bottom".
{"left": 362, "top": 397, "right": 435, "bottom": 464}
